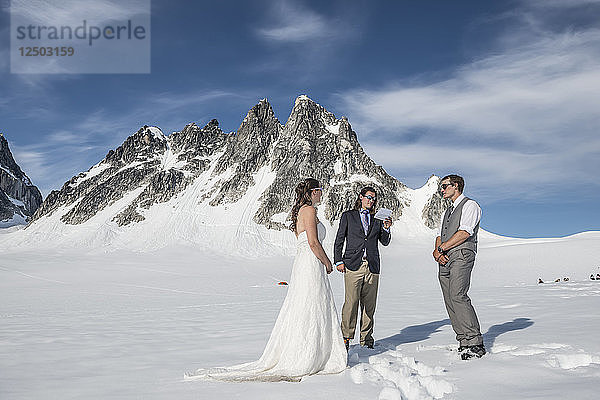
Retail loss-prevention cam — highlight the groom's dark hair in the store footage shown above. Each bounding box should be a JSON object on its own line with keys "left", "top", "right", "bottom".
{"left": 441, "top": 174, "right": 464, "bottom": 193}
{"left": 354, "top": 186, "right": 377, "bottom": 214}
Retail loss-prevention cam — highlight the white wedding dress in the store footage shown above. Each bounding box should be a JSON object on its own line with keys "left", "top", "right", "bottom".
{"left": 185, "top": 222, "right": 347, "bottom": 382}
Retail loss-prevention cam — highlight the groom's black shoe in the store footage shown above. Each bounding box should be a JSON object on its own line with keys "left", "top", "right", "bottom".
{"left": 460, "top": 345, "right": 486, "bottom": 360}
{"left": 343, "top": 337, "right": 351, "bottom": 351}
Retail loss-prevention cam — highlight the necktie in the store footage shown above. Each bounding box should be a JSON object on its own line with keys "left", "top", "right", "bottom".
{"left": 361, "top": 209, "right": 370, "bottom": 235}
{"left": 445, "top": 205, "right": 454, "bottom": 225}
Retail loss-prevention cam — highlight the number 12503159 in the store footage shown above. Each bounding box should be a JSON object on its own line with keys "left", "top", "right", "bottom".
{"left": 19, "top": 47, "right": 75, "bottom": 56}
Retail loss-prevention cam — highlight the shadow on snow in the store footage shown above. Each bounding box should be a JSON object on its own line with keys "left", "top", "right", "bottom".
{"left": 347, "top": 317, "right": 533, "bottom": 363}
{"left": 348, "top": 319, "right": 451, "bottom": 359}
{"left": 379, "top": 319, "right": 451, "bottom": 347}
{"left": 483, "top": 317, "right": 534, "bottom": 349}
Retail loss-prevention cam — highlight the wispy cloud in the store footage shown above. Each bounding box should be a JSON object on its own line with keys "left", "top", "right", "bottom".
{"left": 8, "top": 146, "right": 49, "bottom": 185}
{"left": 342, "top": 31, "right": 600, "bottom": 145}
{"left": 256, "top": 1, "right": 339, "bottom": 43}
{"left": 339, "top": 1, "right": 600, "bottom": 201}
{"left": 363, "top": 140, "right": 599, "bottom": 201}
{"left": 148, "top": 90, "right": 237, "bottom": 114}
{"left": 10, "top": 0, "right": 149, "bottom": 26}
{"left": 250, "top": 0, "right": 364, "bottom": 80}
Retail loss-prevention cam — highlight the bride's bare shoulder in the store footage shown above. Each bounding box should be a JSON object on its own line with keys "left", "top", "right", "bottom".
{"left": 299, "top": 205, "right": 319, "bottom": 225}
{"left": 298, "top": 205, "right": 316, "bottom": 215}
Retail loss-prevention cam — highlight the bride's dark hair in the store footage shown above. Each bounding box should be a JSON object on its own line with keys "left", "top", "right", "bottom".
{"left": 289, "top": 178, "right": 320, "bottom": 233}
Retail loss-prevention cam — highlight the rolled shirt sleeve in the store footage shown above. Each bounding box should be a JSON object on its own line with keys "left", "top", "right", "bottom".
{"left": 459, "top": 200, "right": 482, "bottom": 236}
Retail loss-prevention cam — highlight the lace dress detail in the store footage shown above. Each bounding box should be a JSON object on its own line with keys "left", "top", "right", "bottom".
{"left": 185, "top": 222, "right": 347, "bottom": 382}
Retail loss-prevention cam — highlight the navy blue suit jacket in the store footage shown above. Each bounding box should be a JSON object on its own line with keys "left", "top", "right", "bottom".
{"left": 334, "top": 209, "right": 391, "bottom": 274}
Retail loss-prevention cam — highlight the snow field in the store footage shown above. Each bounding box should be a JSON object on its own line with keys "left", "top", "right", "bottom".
{"left": 1, "top": 231, "right": 599, "bottom": 399}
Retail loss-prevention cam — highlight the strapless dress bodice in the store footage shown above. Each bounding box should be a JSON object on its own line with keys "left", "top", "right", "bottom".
{"left": 297, "top": 222, "right": 326, "bottom": 246}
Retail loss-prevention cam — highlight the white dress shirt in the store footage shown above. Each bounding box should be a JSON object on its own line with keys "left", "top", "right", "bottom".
{"left": 439, "top": 194, "right": 482, "bottom": 236}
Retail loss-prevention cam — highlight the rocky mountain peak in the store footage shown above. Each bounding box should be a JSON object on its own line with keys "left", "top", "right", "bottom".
{"left": 238, "top": 99, "right": 279, "bottom": 139}
{"left": 293, "top": 94, "right": 320, "bottom": 109}
{"left": 170, "top": 120, "right": 226, "bottom": 156}
{"left": 1, "top": 134, "right": 27, "bottom": 182}
{"left": 26, "top": 96, "right": 447, "bottom": 246}
{"left": 253, "top": 96, "right": 410, "bottom": 229}
{"left": 203, "top": 118, "right": 220, "bottom": 129}
{"left": 0, "top": 134, "right": 43, "bottom": 226}
{"left": 104, "top": 125, "right": 167, "bottom": 167}
{"left": 285, "top": 95, "right": 338, "bottom": 138}
{"left": 209, "top": 99, "right": 282, "bottom": 206}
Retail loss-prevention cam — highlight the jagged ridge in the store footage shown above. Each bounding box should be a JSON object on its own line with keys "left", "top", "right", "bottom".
{"left": 28, "top": 96, "right": 445, "bottom": 238}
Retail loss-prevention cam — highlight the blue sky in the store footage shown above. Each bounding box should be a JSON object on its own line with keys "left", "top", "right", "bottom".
{"left": 1, "top": 0, "right": 599, "bottom": 238}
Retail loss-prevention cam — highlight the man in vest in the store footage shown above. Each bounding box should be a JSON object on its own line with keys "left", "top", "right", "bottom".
{"left": 432, "top": 174, "right": 485, "bottom": 360}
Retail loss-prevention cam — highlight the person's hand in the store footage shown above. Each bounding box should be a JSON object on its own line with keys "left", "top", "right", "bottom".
{"left": 336, "top": 263, "right": 346, "bottom": 273}
{"left": 325, "top": 262, "right": 333, "bottom": 274}
{"left": 383, "top": 217, "right": 392, "bottom": 229}
{"left": 433, "top": 248, "right": 449, "bottom": 265}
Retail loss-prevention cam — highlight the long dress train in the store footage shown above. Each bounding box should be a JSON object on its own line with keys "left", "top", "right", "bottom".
{"left": 185, "top": 222, "right": 347, "bottom": 382}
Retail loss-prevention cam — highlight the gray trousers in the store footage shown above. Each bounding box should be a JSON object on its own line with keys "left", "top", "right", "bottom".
{"left": 438, "top": 248, "right": 483, "bottom": 347}
{"left": 341, "top": 260, "right": 379, "bottom": 346}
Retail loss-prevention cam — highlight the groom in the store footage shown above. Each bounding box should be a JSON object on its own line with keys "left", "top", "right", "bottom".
{"left": 334, "top": 186, "right": 392, "bottom": 350}
{"left": 432, "top": 174, "right": 485, "bottom": 360}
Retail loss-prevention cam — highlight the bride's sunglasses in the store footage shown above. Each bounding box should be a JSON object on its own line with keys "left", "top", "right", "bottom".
{"left": 311, "top": 187, "right": 323, "bottom": 193}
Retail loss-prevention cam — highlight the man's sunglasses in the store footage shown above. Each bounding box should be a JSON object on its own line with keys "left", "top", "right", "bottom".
{"left": 440, "top": 183, "right": 455, "bottom": 190}
{"left": 364, "top": 195, "right": 376, "bottom": 201}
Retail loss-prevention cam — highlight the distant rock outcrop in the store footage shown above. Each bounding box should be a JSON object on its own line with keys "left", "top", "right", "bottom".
{"left": 421, "top": 175, "right": 451, "bottom": 229}
{"left": 0, "top": 134, "right": 43, "bottom": 226}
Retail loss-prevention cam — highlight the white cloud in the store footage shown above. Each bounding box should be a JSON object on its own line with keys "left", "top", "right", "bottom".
{"left": 256, "top": 0, "right": 347, "bottom": 43}
{"left": 339, "top": 1, "right": 600, "bottom": 201}
{"left": 9, "top": 147, "right": 48, "bottom": 185}
{"left": 362, "top": 140, "right": 599, "bottom": 201}
{"left": 38, "top": 90, "right": 236, "bottom": 147}
{"left": 528, "top": 0, "right": 600, "bottom": 8}
{"left": 148, "top": 90, "right": 237, "bottom": 112}
{"left": 342, "top": 30, "right": 600, "bottom": 146}
{"left": 10, "top": 0, "right": 149, "bottom": 26}
{"left": 47, "top": 130, "right": 80, "bottom": 143}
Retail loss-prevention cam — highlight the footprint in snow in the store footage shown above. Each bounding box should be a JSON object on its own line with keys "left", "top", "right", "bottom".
{"left": 491, "top": 342, "right": 600, "bottom": 370}
{"left": 348, "top": 346, "right": 453, "bottom": 400}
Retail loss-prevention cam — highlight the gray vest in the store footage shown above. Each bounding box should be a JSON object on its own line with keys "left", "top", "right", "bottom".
{"left": 441, "top": 196, "right": 479, "bottom": 255}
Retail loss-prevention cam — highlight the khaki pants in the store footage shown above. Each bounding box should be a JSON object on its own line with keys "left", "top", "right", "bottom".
{"left": 341, "top": 260, "right": 379, "bottom": 346}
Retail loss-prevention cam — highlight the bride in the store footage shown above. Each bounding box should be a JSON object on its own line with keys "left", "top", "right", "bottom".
{"left": 185, "top": 178, "right": 347, "bottom": 382}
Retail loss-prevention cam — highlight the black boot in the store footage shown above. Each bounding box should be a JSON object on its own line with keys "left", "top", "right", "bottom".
{"left": 460, "top": 345, "right": 486, "bottom": 360}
